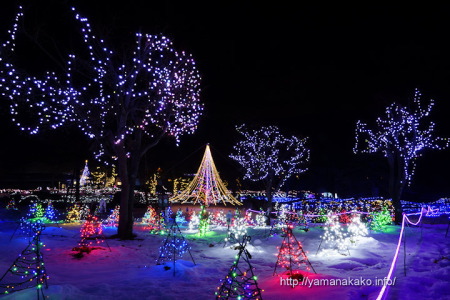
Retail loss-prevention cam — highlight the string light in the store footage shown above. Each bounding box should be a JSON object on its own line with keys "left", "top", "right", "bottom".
{"left": 369, "top": 206, "right": 392, "bottom": 232}
{"left": 188, "top": 211, "right": 200, "bottom": 231}
{"left": 354, "top": 89, "right": 449, "bottom": 195}
{"left": 198, "top": 205, "right": 210, "bottom": 236}
{"left": 0, "top": 222, "right": 48, "bottom": 298}
{"left": 74, "top": 215, "right": 104, "bottom": 253}
{"left": 170, "top": 144, "right": 242, "bottom": 206}
{"left": 319, "top": 212, "right": 349, "bottom": 255}
{"left": 273, "top": 224, "right": 316, "bottom": 281}
{"left": 65, "top": 203, "right": 81, "bottom": 223}
{"left": 0, "top": 5, "right": 203, "bottom": 167}
{"left": 215, "top": 235, "right": 263, "bottom": 299}
{"left": 156, "top": 222, "right": 195, "bottom": 276}
{"left": 80, "top": 160, "right": 91, "bottom": 187}
{"left": 347, "top": 213, "right": 368, "bottom": 244}
{"left": 230, "top": 124, "right": 309, "bottom": 201}
{"left": 105, "top": 205, "right": 120, "bottom": 227}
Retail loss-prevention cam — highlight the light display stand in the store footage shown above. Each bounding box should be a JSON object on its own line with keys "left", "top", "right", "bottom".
{"left": 156, "top": 221, "right": 196, "bottom": 276}
{"left": 215, "top": 235, "right": 263, "bottom": 299}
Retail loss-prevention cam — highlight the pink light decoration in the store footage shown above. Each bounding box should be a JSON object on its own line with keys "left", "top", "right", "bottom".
{"left": 376, "top": 207, "right": 428, "bottom": 300}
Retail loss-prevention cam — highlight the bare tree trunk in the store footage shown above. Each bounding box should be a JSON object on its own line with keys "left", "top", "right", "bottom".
{"left": 74, "top": 161, "right": 81, "bottom": 203}
{"left": 116, "top": 131, "right": 143, "bottom": 239}
{"left": 388, "top": 154, "right": 404, "bottom": 225}
{"left": 117, "top": 152, "right": 132, "bottom": 239}
{"left": 265, "top": 173, "right": 274, "bottom": 225}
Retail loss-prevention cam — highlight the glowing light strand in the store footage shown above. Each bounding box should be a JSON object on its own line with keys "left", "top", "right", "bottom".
{"left": 215, "top": 235, "right": 263, "bottom": 299}
{"left": 376, "top": 207, "right": 429, "bottom": 300}
{"left": 273, "top": 224, "right": 316, "bottom": 280}
{"left": 0, "top": 222, "right": 48, "bottom": 298}
{"left": 230, "top": 124, "right": 309, "bottom": 192}
{"left": 354, "top": 89, "right": 449, "bottom": 186}
{"left": 170, "top": 144, "right": 242, "bottom": 206}
{"left": 0, "top": 5, "right": 203, "bottom": 164}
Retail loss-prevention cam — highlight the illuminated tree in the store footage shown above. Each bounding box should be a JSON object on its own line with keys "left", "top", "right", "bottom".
{"left": 369, "top": 206, "right": 392, "bottom": 231}
{"left": 142, "top": 205, "right": 156, "bottom": 224}
{"left": 6, "top": 199, "right": 17, "bottom": 210}
{"left": 255, "top": 211, "right": 267, "bottom": 228}
{"left": 65, "top": 203, "right": 81, "bottom": 223}
{"left": 354, "top": 89, "right": 449, "bottom": 223}
{"left": 0, "top": 5, "right": 203, "bottom": 239}
{"left": 156, "top": 222, "right": 195, "bottom": 276}
{"left": 188, "top": 211, "right": 200, "bottom": 231}
{"left": 79, "top": 204, "right": 91, "bottom": 221}
{"left": 26, "top": 202, "right": 45, "bottom": 220}
{"left": 347, "top": 213, "right": 368, "bottom": 243}
{"left": 175, "top": 209, "right": 187, "bottom": 224}
{"left": 198, "top": 205, "right": 210, "bottom": 236}
{"left": 105, "top": 205, "right": 120, "bottom": 227}
{"left": 0, "top": 223, "right": 48, "bottom": 298}
{"left": 211, "top": 210, "right": 227, "bottom": 227}
{"left": 44, "top": 201, "right": 59, "bottom": 223}
{"left": 73, "top": 215, "right": 106, "bottom": 254}
{"left": 230, "top": 124, "right": 309, "bottom": 205}
{"left": 80, "top": 160, "right": 91, "bottom": 187}
{"left": 273, "top": 224, "right": 315, "bottom": 280}
{"left": 318, "top": 213, "right": 349, "bottom": 255}
{"left": 215, "top": 235, "right": 263, "bottom": 299}
{"left": 225, "top": 216, "right": 248, "bottom": 245}
{"left": 170, "top": 144, "right": 242, "bottom": 206}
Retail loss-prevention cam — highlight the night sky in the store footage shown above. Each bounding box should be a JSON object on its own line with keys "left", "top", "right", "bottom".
{"left": 1, "top": 1, "right": 450, "bottom": 200}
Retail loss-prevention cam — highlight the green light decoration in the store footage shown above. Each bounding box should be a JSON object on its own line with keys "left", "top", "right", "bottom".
{"left": 0, "top": 222, "right": 48, "bottom": 299}
{"left": 198, "top": 205, "right": 210, "bottom": 236}
{"left": 215, "top": 235, "right": 263, "bottom": 299}
{"left": 370, "top": 206, "right": 393, "bottom": 231}
{"left": 315, "top": 208, "right": 327, "bottom": 223}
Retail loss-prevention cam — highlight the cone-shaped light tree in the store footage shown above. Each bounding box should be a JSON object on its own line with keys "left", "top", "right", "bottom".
{"left": 0, "top": 5, "right": 203, "bottom": 239}
{"left": 170, "top": 144, "right": 242, "bottom": 206}
{"left": 230, "top": 125, "right": 309, "bottom": 206}
{"left": 354, "top": 89, "right": 448, "bottom": 224}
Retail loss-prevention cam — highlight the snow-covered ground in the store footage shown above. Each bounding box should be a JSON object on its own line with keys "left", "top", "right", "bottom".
{"left": 1, "top": 209, "right": 449, "bottom": 300}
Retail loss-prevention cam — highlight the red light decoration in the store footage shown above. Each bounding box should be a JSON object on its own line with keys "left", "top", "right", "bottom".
{"left": 273, "top": 224, "right": 316, "bottom": 283}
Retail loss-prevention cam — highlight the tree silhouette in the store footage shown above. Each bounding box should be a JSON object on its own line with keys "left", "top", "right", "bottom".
{"left": 230, "top": 124, "right": 309, "bottom": 207}
{"left": 354, "top": 89, "right": 448, "bottom": 223}
{"left": 0, "top": 5, "right": 203, "bottom": 239}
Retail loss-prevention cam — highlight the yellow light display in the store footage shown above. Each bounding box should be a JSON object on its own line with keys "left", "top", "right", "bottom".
{"left": 170, "top": 144, "right": 242, "bottom": 206}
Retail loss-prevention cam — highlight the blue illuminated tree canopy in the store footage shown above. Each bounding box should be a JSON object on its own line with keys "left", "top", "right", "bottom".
{"left": 0, "top": 6, "right": 203, "bottom": 238}
{"left": 230, "top": 124, "right": 309, "bottom": 204}
{"left": 354, "top": 89, "right": 448, "bottom": 223}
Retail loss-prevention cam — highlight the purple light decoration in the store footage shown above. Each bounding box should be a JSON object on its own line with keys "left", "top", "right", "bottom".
{"left": 230, "top": 124, "right": 310, "bottom": 192}
{"left": 0, "top": 5, "right": 203, "bottom": 164}
{"left": 354, "top": 89, "right": 449, "bottom": 187}
{"left": 376, "top": 207, "right": 429, "bottom": 300}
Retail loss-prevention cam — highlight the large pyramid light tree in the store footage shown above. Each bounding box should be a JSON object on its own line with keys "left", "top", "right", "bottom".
{"left": 170, "top": 144, "right": 242, "bottom": 206}
{"left": 0, "top": 5, "right": 203, "bottom": 239}
{"left": 354, "top": 89, "right": 448, "bottom": 224}
{"left": 230, "top": 125, "right": 309, "bottom": 207}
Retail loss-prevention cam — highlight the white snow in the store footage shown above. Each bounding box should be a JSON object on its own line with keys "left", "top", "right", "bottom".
{"left": 1, "top": 210, "right": 450, "bottom": 300}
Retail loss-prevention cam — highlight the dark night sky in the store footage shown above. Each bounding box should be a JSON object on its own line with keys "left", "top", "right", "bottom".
{"left": 1, "top": 1, "right": 450, "bottom": 200}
